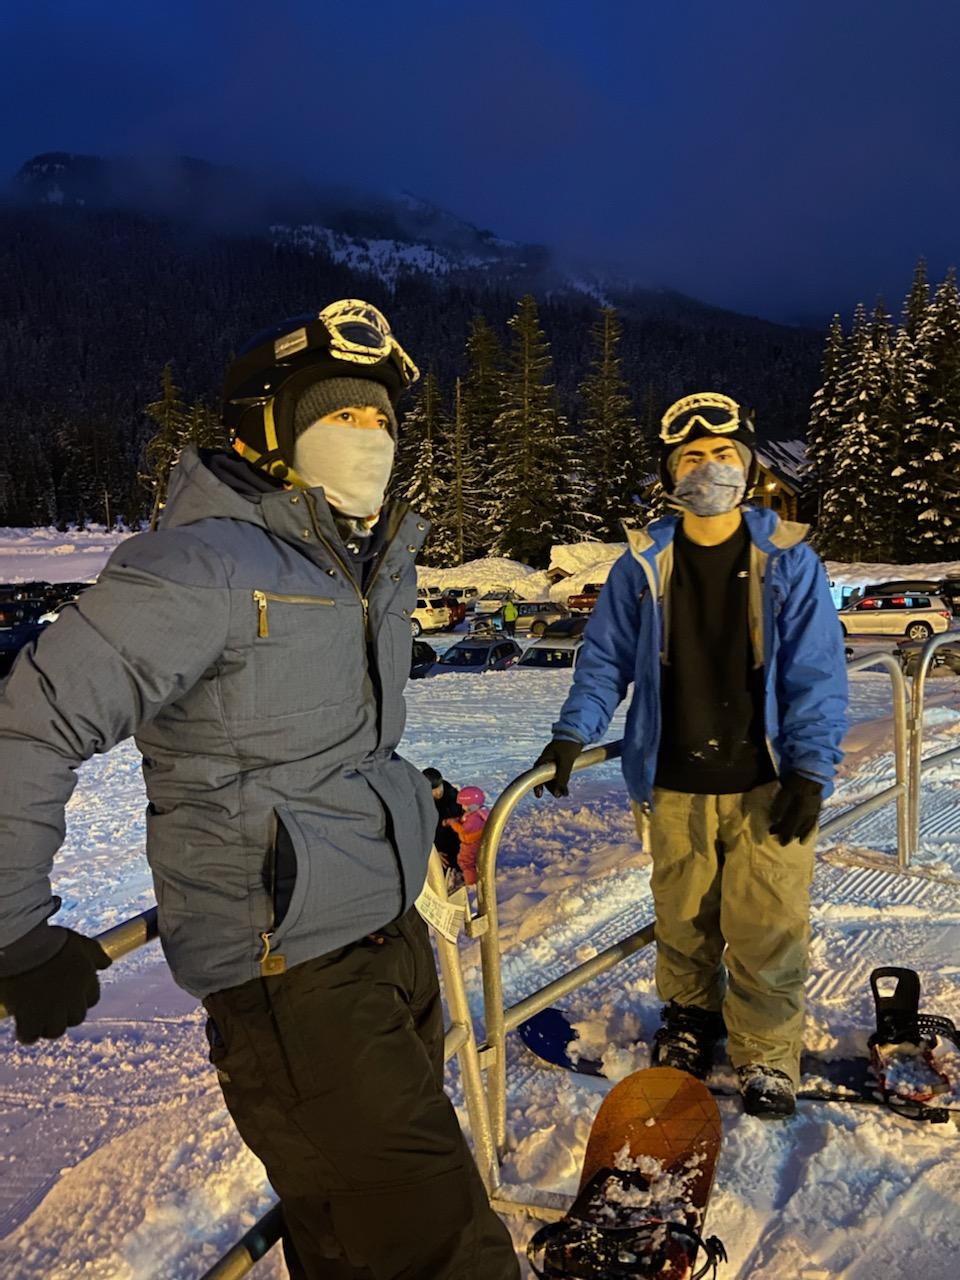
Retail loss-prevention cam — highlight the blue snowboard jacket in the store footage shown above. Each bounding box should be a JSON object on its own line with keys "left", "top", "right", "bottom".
{"left": 553, "top": 507, "right": 848, "bottom": 804}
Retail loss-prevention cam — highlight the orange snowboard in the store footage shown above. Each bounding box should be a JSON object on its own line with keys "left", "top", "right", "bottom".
{"left": 581, "top": 1066, "right": 722, "bottom": 1206}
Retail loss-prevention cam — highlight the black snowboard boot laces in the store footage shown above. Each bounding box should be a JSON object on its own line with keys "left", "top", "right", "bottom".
{"left": 527, "top": 1168, "right": 727, "bottom": 1279}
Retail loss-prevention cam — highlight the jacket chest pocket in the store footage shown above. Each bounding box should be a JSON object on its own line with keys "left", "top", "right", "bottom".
{"left": 248, "top": 589, "right": 365, "bottom": 720}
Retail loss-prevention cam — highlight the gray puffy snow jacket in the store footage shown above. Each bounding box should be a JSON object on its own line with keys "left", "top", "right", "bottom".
{"left": 0, "top": 446, "right": 436, "bottom": 997}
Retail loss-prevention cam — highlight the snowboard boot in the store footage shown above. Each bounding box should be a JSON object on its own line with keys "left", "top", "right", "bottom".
{"left": 738, "top": 1064, "right": 796, "bottom": 1117}
{"left": 651, "top": 1002, "right": 727, "bottom": 1080}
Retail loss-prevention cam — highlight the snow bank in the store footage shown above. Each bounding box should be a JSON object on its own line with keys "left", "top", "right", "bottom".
{"left": 416, "top": 556, "right": 536, "bottom": 595}
{"left": 825, "top": 558, "right": 960, "bottom": 589}
{"left": 0, "top": 526, "right": 132, "bottom": 584}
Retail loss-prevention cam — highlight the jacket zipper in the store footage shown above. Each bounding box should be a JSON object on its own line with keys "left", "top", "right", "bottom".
{"left": 302, "top": 496, "right": 373, "bottom": 635}
{"left": 253, "top": 590, "right": 335, "bottom": 638}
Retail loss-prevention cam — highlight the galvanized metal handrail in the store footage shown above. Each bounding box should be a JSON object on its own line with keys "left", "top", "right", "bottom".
{"left": 819, "top": 650, "right": 910, "bottom": 866}
{"left": 908, "top": 631, "right": 960, "bottom": 854}
{"left": 472, "top": 742, "right": 653, "bottom": 1153}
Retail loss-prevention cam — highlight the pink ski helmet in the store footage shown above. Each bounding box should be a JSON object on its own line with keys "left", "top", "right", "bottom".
{"left": 457, "top": 785, "right": 485, "bottom": 807}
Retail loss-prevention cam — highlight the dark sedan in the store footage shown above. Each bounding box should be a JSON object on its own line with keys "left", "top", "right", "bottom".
{"left": 0, "top": 619, "right": 46, "bottom": 679}
{"left": 410, "top": 639, "right": 437, "bottom": 679}
{"left": 428, "top": 638, "right": 522, "bottom": 675}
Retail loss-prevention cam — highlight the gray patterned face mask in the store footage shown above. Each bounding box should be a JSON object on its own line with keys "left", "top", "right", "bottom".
{"left": 669, "top": 460, "right": 746, "bottom": 516}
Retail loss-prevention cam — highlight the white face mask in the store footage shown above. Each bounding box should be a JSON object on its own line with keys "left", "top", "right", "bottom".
{"left": 292, "top": 422, "right": 396, "bottom": 518}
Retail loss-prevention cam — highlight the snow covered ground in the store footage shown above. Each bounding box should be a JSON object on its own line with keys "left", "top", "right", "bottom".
{"left": 0, "top": 534, "right": 959, "bottom": 1278}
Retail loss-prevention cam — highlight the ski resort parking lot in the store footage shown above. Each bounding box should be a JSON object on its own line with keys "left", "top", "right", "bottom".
{"left": 0, "top": 538, "right": 958, "bottom": 1278}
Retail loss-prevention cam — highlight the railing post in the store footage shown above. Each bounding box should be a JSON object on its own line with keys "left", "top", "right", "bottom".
{"left": 908, "top": 631, "right": 960, "bottom": 859}
{"left": 422, "top": 852, "right": 500, "bottom": 1195}
{"left": 474, "top": 743, "right": 622, "bottom": 1154}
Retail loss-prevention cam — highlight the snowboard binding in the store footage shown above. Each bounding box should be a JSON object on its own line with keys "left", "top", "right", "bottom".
{"left": 867, "top": 967, "right": 960, "bottom": 1122}
{"left": 527, "top": 1167, "right": 727, "bottom": 1280}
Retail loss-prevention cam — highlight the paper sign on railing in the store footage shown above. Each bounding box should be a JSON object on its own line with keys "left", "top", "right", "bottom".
{"left": 415, "top": 883, "right": 466, "bottom": 943}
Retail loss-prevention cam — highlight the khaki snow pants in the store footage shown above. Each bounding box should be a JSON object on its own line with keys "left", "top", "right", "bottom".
{"left": 633, "top": 782, "right": 816, "bottom": 1087}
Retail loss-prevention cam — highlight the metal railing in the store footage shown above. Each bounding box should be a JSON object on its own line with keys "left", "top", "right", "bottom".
{"left": 908, "top": 631, "right": 960, "bottom": 854}
{"left": 818, "top": 650, "right": 910, "bottom": 865}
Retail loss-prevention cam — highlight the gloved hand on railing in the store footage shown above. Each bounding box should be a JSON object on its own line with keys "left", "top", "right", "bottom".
{"left": 532, "top": 738, "right": 584, "bottom": 798}
{"left": 769, "top": 772, "right": 823, "bottom": 846}
{"left": 0, "top": 926, "right": 112, "bottom": 1044}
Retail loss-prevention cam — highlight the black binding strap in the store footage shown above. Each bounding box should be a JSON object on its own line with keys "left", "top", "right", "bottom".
{"left": 526, "top": 1168, "right": 727, "bottom": 1279}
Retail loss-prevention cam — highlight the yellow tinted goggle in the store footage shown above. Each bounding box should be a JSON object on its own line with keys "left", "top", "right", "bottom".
{"left": 318, "top": 299, "right": 420, "bottom": 386}
{"left": 660, "top": 393, "right": 743, "bottom": 444}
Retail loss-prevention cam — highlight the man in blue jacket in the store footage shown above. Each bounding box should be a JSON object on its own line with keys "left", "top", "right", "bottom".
{"left": 534, "top": 393, "right": 847, "bottom": 1117}
{"left": 0, "top": 302, "right": 519, "bottom": 1278}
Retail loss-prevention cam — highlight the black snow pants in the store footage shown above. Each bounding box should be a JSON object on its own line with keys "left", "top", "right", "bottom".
{"left": 203, "top": 907, "right": 519, "bottom": 1280}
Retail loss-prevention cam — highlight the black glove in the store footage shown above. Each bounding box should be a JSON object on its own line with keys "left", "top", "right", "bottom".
{"left": 769, "top": 773, "right": 823, "bottom": 846}
{"left": 533, "top": 738, "right": 584, "bottom": 798}
{"left": 0, "top": 928, "right": 112, "bottom": 1045}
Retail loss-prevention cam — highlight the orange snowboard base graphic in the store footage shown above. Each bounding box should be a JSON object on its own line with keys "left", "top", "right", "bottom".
{"left": 581, "top": 1066, "right": 722, "bottom": 1201}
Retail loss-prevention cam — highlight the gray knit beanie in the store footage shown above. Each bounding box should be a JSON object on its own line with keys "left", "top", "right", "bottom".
{"left": 293, "top": 377, "right": 398, "bottom": 439}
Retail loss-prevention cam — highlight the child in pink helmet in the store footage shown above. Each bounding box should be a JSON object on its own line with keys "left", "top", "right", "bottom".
{"left": 445, "top": 786, "right": 488, "bottom": 886}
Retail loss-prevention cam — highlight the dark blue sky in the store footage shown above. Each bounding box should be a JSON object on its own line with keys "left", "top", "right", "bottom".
{"left": 2, "top": 0, "right": 958, "bottom": 324}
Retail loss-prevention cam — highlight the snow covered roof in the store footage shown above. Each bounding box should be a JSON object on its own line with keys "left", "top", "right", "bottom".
{"left": 755, "top": 438, "right": 806, "bottom": 488}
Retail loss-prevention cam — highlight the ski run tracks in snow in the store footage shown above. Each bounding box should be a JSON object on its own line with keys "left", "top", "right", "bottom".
{"left": 0, "top": 598, "right": 958, "bottom": 1274}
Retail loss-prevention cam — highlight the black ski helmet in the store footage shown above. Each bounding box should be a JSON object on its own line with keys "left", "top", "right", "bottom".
{"left": 222, "top": 300, "right": 419, "bottom": 483}
{"left": 658, "top": 392, "right": 759, "bottom": 494}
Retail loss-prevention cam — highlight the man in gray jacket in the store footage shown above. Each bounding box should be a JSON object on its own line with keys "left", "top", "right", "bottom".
{"left": 0, "top": 301, "right": 519, "bottom": 1279}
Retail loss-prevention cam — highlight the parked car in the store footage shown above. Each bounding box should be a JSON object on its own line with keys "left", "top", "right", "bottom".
{"left": 38, "top": 596, "right": 81, "bottom": 625}
{"left": 428, "top": 637, "right": 522, "bottom": 674}
{"left": 474, "top": 589, "right": 519, "bottom": 616}
{"left": 896, "top": 635, "right": 960, "bottom": 677}
{"left": 43, "top": 580, "right": 91, "bottom": 607}
{"left": 410, "top": 639, "right": 437, "bottom": 679}
{"left": 0, "top": 600, "right": 45, "bottom": 629}
{"left": 471, "top": 600, "right": 569, "bottom": 637}
{"left": 446, "top": 586, "right": 480, "bottom": 612}
{"left": 411, "top": 596, "right": 452, "bottom": 636}
{"left": 0, "top": 581, "right": 49, "bottom": 605}
{"left": 838, "top": 594, "right": 951, "bottom": 641}
{"left": 566, "top": 582, "right": 604, "bottom": 613}
{"left": 438, "top": 593, "right": 467, "bottom": 627}
{"left": 517, "top": 637, "right": 586, "bottom": 669}
{"left": 541, "top": 615, "right": 590, "bottom": 639}
{"left": 0, "top": 618, "right": 47, "bottom": 679}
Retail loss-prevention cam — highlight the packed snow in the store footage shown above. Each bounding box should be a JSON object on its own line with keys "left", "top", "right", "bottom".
{"left": 0, "top": 531, "right": 959, "bottom": 1279}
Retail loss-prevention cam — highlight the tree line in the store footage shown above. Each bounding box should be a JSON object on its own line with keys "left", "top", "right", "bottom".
{"left": 0, "top": 204, "right": 822, "bottom": 530}
{"left": 808, "top": 258, "right": 960, "bottom": 561}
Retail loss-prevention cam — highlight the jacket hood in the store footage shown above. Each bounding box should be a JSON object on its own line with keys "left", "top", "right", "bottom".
{"left": 160, "top": 445, "right": 273, "bottom": 531}
{"left": 626, "top": 504, "right": 808, "bottom": 566}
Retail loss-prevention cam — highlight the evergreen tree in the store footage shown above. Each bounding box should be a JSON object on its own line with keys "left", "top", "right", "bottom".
{"left": 439, "top": 379, "right": 485, "bottom": 564}
{"left": 403, "top": 372, "right": 450, "bottom": 563}
{"left": 819, "top": 304, "right": 888, "bottom": 559}
{"left": 578, "top": 307, "right": 641, "bottom": 540}
{"left": 806, "top": 314, "right": 846, "bottom": 528}
{"left": 491, "top": 296, "right": 570, "bottom": 566}
{"left": 141, "top": 363, "right": 189, "bottom": 529}
{"left": 898, "top": 267, "right": 960, "bottom": 556}
{"left": 901, "top": 256, "right": 930, "bottom": 341}
{"left": 880, "top": 328, "right": 920, "bottom": 560}
{"left": 461, "top": 315, "right": 505, "bottom": 548}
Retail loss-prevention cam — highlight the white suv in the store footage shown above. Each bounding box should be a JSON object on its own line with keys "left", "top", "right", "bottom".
{"left": 411, "top": 596, "right": 452, "bottom": 636}
{"left": 838, "top": 594, "right": 952, "bottom": 641}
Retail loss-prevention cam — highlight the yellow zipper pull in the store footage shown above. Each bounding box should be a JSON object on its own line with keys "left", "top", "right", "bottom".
{"left": 258, "top": 930, "right": 286, "bottom": 976}
{"left": 361, "top": 596, "right": 370, "bottom": 632}
{"left": 253, "top": 590, "right": 269, "bottom": 637}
